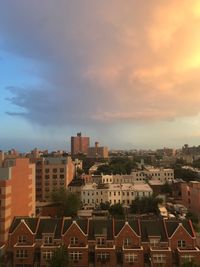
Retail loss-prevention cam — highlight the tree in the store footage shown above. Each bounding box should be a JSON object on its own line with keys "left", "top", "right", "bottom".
{"left": 109, "top": 203, "right": 125, "bottom": 219}
{"left": 161, "top": 182, "right": 172, "bottom": 195}
{"left": 130, "top": 196, "right": 162, "bottom": 215}
{"left": 49, "top": 246, "right": 70, "bottom": 267}
{"left": 100, "top": 201, "right": 110, "bottom": 210}
{"left": 174, "top": 167, "right": 198, "bottom": 182}
{"left": 51, "top": 189, "right": 81, "bottom": 217}
{"left": 94, "top": 157, "right": 137, "bottom": 175}
{"left": 182, "top": 261, "right": 200, "bottom": 267}
{"left": 186, "top": 212, "right": 198, "bottom": 225}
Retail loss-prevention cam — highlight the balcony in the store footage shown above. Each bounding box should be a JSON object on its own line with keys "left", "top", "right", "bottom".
{"left": 68, "top": 244, "right": 88, "bottom": 249}
{"left": 122, "top": 245, "right": 143, "bottom": 251}
{"left": 150, "top": 243, "right": 170, "bottom": 250}
{"left": 177, "top": 246, "right": 199, "bottom": 252}
{"left": 95, "top": 244, "right": 115, "bottom": 250}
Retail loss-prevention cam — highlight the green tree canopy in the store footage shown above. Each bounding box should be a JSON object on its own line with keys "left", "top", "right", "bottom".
{"left": 109, "top": 203, "right": 125, "bottom": 219}
{"left": 48, "top": 246, "right": 70, "bottom": 267}
{"left": 174, "top": 167, "right": 198, "bottom": 182}
{"left": 130, "top": 196, "right": 162, "bottom": 215}
{"left": 51, "top": 189, "right": 81, "bottom": 217}
{"left": 94, "top": 157, "right": 137, "bottom": 175}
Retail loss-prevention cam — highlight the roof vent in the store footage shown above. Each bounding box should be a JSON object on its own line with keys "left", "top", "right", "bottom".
{"left": 21, "top": 219, "right": 25, "bottom": 223}
{"left": 125, "top": 221, "right": 129, "bottom": 225}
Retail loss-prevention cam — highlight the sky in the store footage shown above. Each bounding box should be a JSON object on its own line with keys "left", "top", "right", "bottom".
{"left": 1, "top": 0, "right": 200, "bottom": 151}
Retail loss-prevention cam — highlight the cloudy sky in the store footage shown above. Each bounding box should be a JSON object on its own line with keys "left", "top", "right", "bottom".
{"left": 1, "top": 0, "right": 200, "bottom": 151}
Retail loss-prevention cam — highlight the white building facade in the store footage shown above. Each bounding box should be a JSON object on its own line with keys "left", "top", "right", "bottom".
{"left": 81, "top": 183, "right": 153, "bottom": 206}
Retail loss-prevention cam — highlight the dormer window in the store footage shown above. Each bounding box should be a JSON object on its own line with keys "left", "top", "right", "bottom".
{"left": 70, "top": 237, "right": 78, "bottom": 246}
{"left": 97, "top": 237, "right": 106, "bottom": 246}
{"left": 18, "top": 235, "right": 27, "bottom": 244}
{"left": 44, "top": 236, "right": 53, "bottom": 245}
{"left": 150, "top": 238, "right": 159, "bottom": 247}
{"left": 178, "top": 240, "right": 186, "bottom": 248}
{"left": 123, "top": 237, "right": 131, "bottom": 247}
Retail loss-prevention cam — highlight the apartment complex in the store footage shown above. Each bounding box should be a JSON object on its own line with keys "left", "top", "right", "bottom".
{"left": 0, "top": 153, "right": 35, "bottom": 250}
{"left": 7, "top": 217, "right": 200, "bottom": 267}
{"left": 181, "top": 181, "right": 200, "bottom": 216}
{"left": 33, "top": 157, "right": 75, "bottom": 202}
{"left": 131, "top": 167, "right": 174, "bottom": 183}
{"left": 82, "top": 168, "right": 174, "bottom": 185}
{"left": 87, "top": 142, "right": 108, "bottom": 159}
{"left": 81, "top": 183, "right": 152, "bottom": 206}
{"left": 71, "top": 132, "right": 90, "bottom": 156}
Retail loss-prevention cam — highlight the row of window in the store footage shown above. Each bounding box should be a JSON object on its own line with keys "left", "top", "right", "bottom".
{"left": 45, "top": 168, "right": 64, "bottom": 173}
{"left": 16, "top": 234, "right": 187, "bottom": 250}
{"left": 83, "top": 191, "right": 150, "bottom": 197}
{"left": 45, "top": 174, "right": 65, "bottom": 179}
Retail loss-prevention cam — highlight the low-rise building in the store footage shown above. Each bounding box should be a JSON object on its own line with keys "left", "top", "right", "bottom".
{"left": 81, "top": 183, "right": 153, "bottom": 206}
{"left": 7, "top": 217, "right": 200, "bottom": 267}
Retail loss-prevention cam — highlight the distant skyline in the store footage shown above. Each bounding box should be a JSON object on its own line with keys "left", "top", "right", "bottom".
{"left": 1, "top": 1, "right": 200, "bottom": 151}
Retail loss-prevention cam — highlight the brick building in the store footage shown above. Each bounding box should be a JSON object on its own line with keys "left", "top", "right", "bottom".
{"left": 181, "top": 181, "right": 200, "bottom": 216}
{"left": 7, "top": 217, "right": 200, "bottom": 267}
{"left": 31, "top": 157, "right": 75, "bottom": 202}
{"left": 87, "top": 142, "right": 108, "bottom": 159}
{"left": 0, "top": 155, "right": 35, "bottom": 253}
{"left": 71, "top": 133, "right": 90, "bottom": 156}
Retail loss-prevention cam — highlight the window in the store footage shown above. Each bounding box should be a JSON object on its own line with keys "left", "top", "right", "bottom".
{"left": 60, "top": 168, "right": 64, "bottom": 173}
{"left": 97, "top": 252, "right": 110, "bottom": 261}
{"left": 16, "top": 250, "right": 28, "bottom": 259}
{"left": 178, "top": 240, "right": 186, "bottom": 248}
{"left": 123, "top": 237, "right": 131, "bottom": 247}
{"left": 70, "top": 251, "right": 82, "bottom": 261}
{"left": 53, "top": 168, "right": 57, "bottom": 173}
{"left": 150, "top": 239, "right": 159, "bottom": 247}
{"left": 18, "top": 235, "right": 26, "bottom": 244}
{"left": 70, "top": 237, "right": 78, "bottom": 245}
{"left": 44, "top": 236, "right": 53, "bottom": 245}
{"left": 43, "top": 251, "right": 53, "bottom": 260}
{"left": 152, "top": 254, "right": 166, "bottom": 263}
{"left": 53, "top": 175, "right": 57, "bottom": 179}
{"left": 181, "top": 255, "right": 194, "bottom": 263}
{"left": 125, "top": 253, "right": 138, "bottom": 263}
{"left": 45, "top": 169, "right": 49, "bottom": 173}
{"left": 97, "top": 237, "right": 106, "bottom": 246}
{"left": 60, "top": 174, "right": 64, "bottom": 179}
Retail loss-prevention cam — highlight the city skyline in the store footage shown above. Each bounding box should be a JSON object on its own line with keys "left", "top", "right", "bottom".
{"left": 1, "top": 1, "right": 200, "bottom": 151}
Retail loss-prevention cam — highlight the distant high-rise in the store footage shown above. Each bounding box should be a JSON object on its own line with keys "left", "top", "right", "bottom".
{"left": 71, "top": 132, "right": 90, "bottom": 156}
{"left": 87, "top": 141, "right": 109, "bottom": 159}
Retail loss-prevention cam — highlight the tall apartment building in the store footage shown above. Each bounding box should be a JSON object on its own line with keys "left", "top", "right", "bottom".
{"left": 33, "top": 157, "right": 75, "bottom": 202}
{"left": 0, "top": 153, "right": 35, "bottom": 250}
{"left": 71, "top": 132, "right": 90, "bottom": 156}
{"left": 87, "top": 142, "right": 108, "bottom": 159}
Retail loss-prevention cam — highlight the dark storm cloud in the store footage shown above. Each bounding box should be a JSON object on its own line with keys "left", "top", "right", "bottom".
{"left": 1, "top": 0, "right": 200, "bottom": 127}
